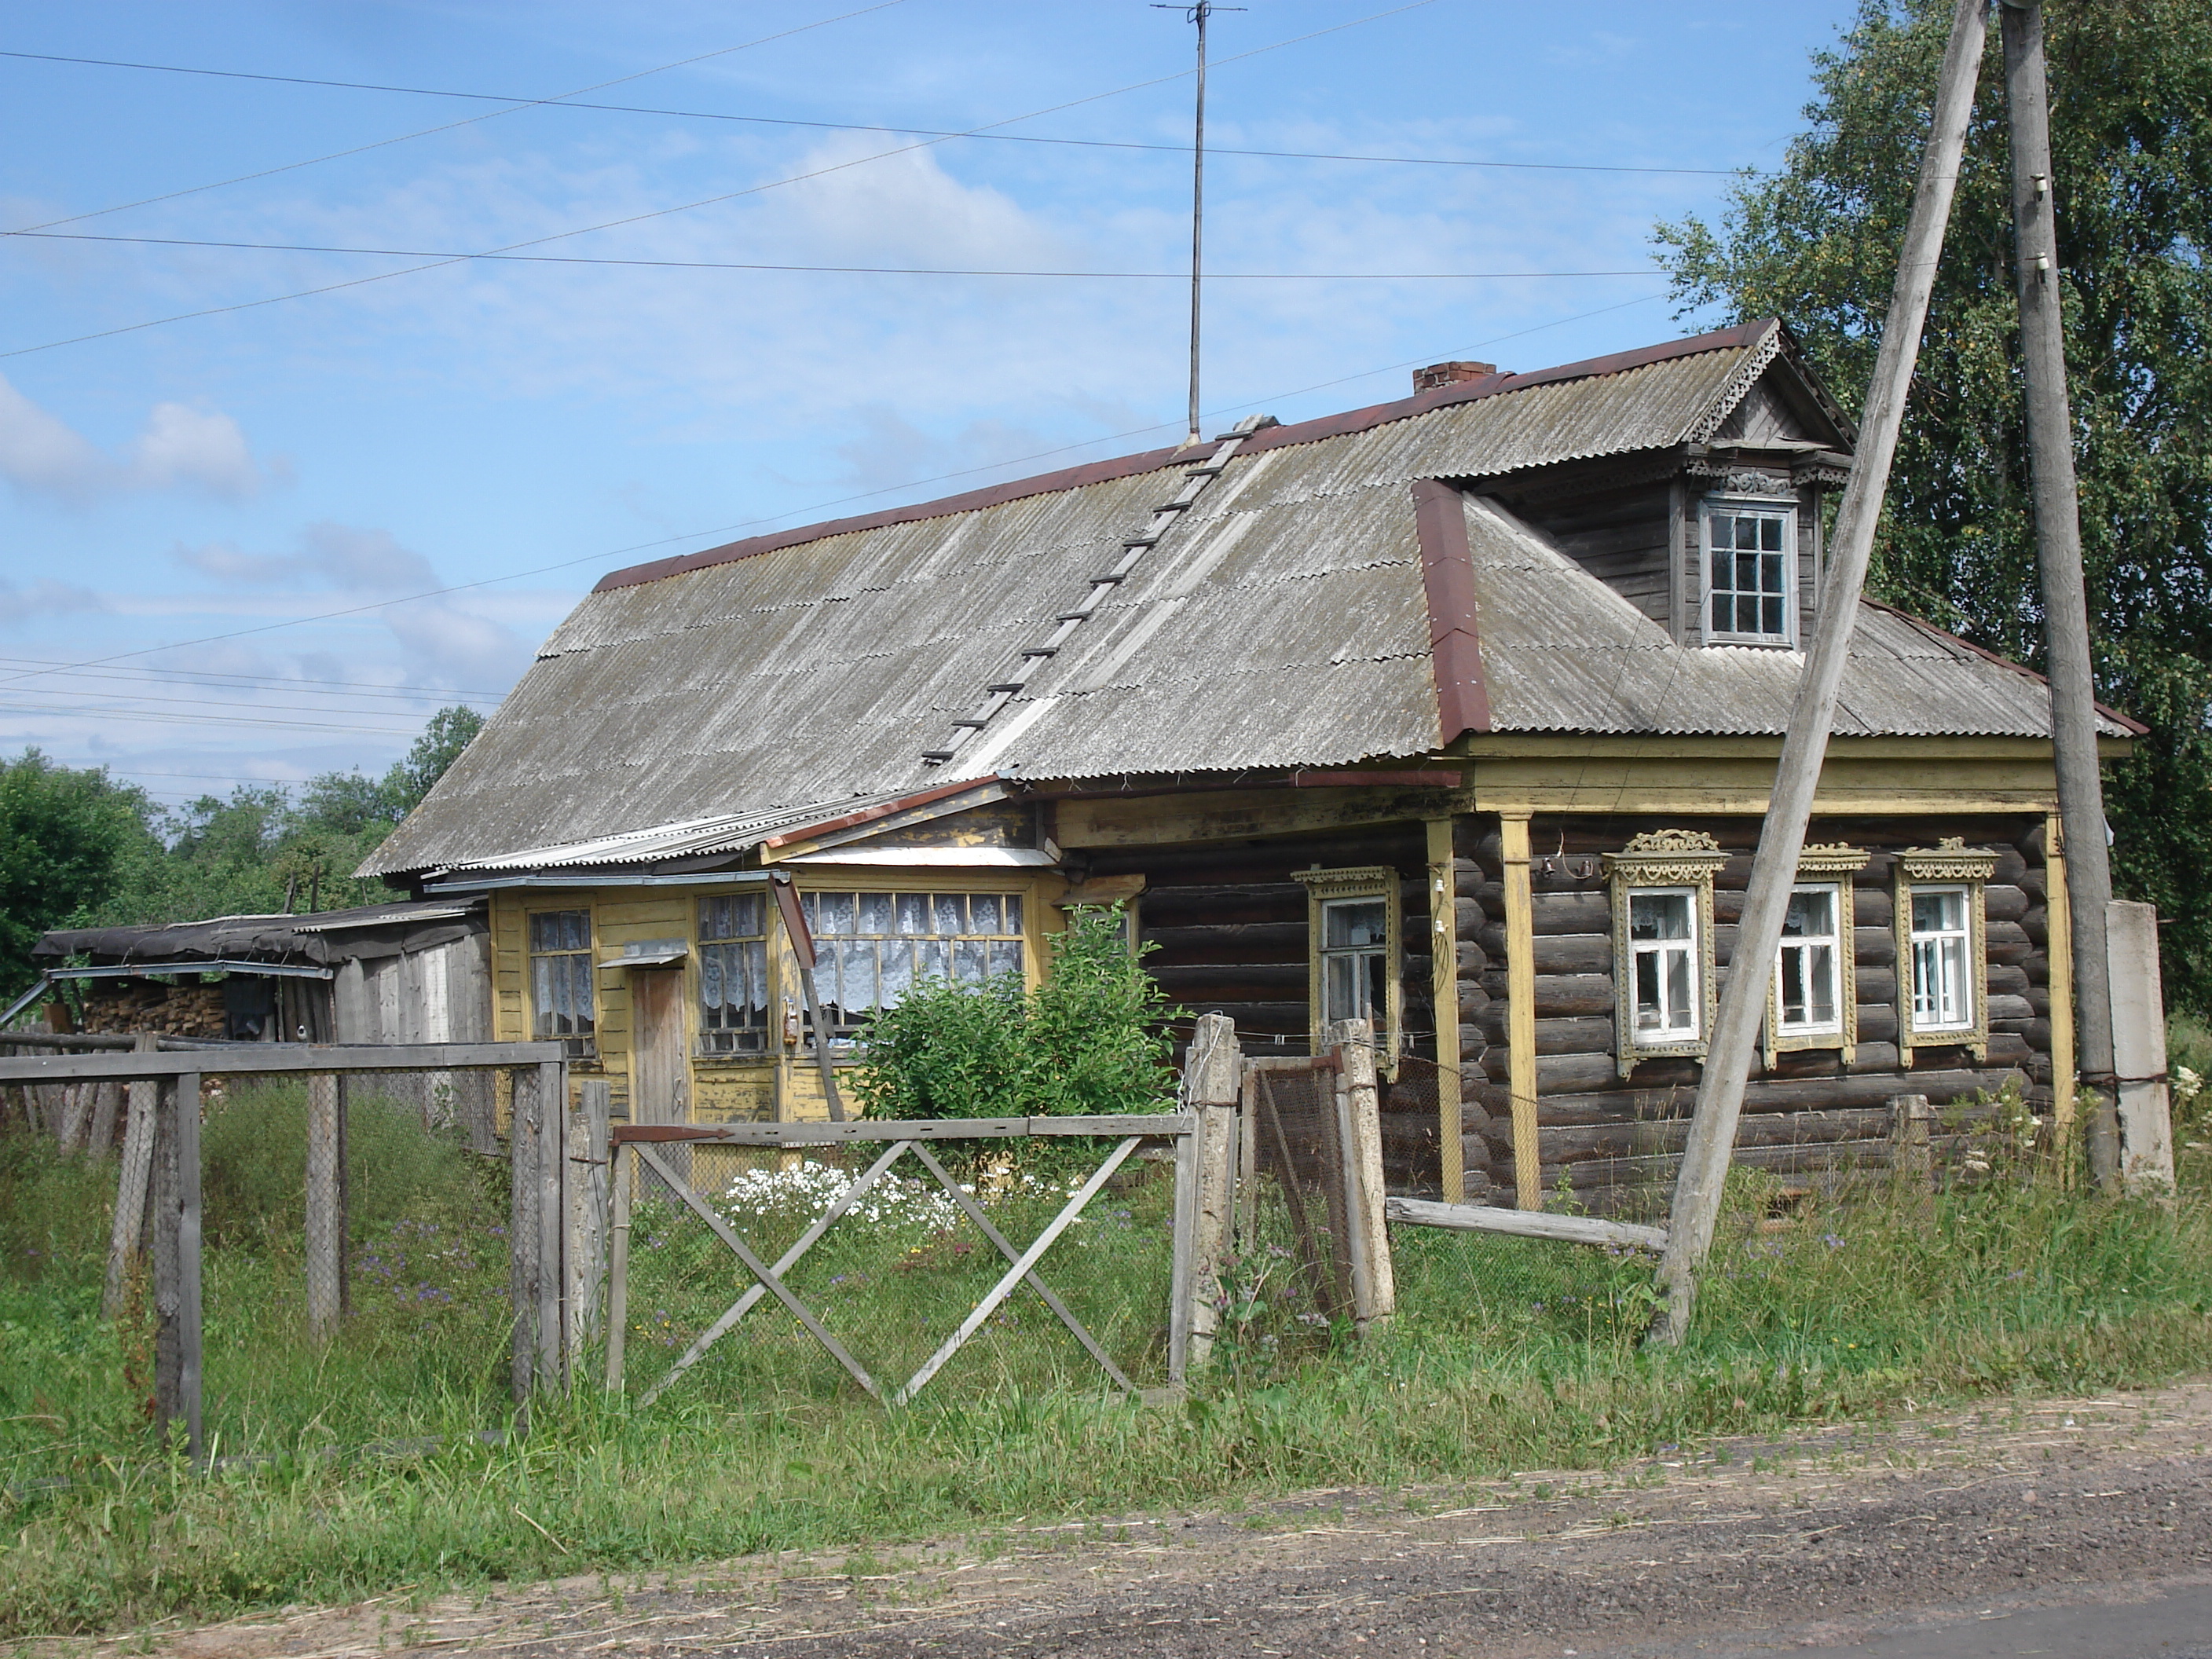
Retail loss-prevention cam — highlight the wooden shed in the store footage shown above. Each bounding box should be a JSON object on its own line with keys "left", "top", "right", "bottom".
{"left": 364, "top": 320, "right": 2137, "bottom": 1212}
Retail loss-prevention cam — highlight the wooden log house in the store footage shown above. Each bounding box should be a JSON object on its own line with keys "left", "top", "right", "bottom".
{"left": 364, "top": 320, "right": 2137, "bottom": 1213}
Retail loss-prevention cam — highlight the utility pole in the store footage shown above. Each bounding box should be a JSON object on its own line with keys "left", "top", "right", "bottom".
{"left": 1154, "top": 1, "right": 1241, "bottom": 448}
{"left": 1648, "top": 0, "right": 1990, "bottom": 1346}
{"left": 2001, "top": 0, "right": 2119, "bottom": 1191}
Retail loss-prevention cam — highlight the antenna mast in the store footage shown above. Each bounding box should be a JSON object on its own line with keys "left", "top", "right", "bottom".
{"left": 1155, "top": 1, "right": 1241, "bottom": 447}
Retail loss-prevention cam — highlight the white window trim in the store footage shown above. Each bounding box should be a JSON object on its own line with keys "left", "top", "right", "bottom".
{"left": 1761, "top": 844, "right": 1870, "bottom": 1068}
{"left": 1626, "top": 886, "right": 1704, "bottom": 1047}
{"left": 1894, "top": 840, "right": 1997, "bottom": 1065}
{"left": 1603, "top": 830, "right": 1727, "bottom": 1079}
{"left": 1906, "top": 884, "right": 1976, "bottom": 1032}
{"left": 1295, "top": 866, "right": 1401, "bottom": 1067}
{"left": 1773, "top": 882, "right": 1847, "bottom": 1038}
{"left": 1700, "top": 493, "right": 1800, "bottom": 649}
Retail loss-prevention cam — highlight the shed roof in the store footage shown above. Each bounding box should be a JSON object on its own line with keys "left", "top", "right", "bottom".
{"left": 365, "top": 320, "right": 2111, "bottom": 878}
{"left": 34, "top": 897, "right": 485, "bottom": 970}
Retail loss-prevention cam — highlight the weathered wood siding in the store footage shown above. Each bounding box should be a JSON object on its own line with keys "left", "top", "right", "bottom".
{"left": 1456, "top": 812, "right": 2052, "bottom": 1217}
{"left": 1514, "top": 480, "right": 1673, "bottom": 628}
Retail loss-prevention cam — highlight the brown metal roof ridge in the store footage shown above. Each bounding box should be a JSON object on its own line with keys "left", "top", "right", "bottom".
{"left": 1859, "top": 599, "right": 2148, "bottom": 737}
{"left": 595, "top": 320, "right": 1781, "bottom": 595}
{"left": 1411, "top": 479, "right": 1491, "bottom": 742}
{"left": 756, "top": 775, "right": 999, "bottom": 850}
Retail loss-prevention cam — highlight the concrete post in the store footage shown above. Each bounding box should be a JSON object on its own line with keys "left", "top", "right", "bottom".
{"left": 1182, "top": 1012, "right": 1241, "bottom": 1366}
{"left": 2107, "top": 900, "right": 2176, "bottom": 1196}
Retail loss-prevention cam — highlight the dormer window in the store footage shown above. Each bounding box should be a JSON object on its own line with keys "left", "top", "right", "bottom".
{"left": 1702, "top": 497, "right": 1797, "bottom": 646}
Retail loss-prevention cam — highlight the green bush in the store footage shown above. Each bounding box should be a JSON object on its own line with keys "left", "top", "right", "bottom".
{"left": 849, "top": 905, "right": 1179, "bottom": 1122}
{"left": 200, "top": 1080, "right": 487, "bottom": 1249}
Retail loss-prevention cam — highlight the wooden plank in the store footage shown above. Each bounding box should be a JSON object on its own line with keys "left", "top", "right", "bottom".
{"left": 102, "top": 1039, "right": 159, "bottom": 1320}
{"left": 1181, "top": 1013, "right": 1239, "bottom": 1367}
{"left": 508, "top": 1065, "right": 537, "bottom": 1403}
{"left": 1053, "top": 785, "right": 1478, "bottom": 851}
{"left": 537, "top": 1059, "right": 567, "bottom": 1390}
{"left": 1168, "top": 1112, "right": 1198, "bottom": 1382}
{"left": 153, "top": 1075, "right": 207, "bottom": 1458}
{"left": 1427, "top": 817, "right": 1465, "bottom": 1203}
{"left": 1328, "top": 1020, "right": 1394, "bottom": 1331}
{"left": 610, "top": 1112, "right": 1194, "bottom": 1144}
{"left": 571, "top": 1078, "right": 611, "bottom": 1361}
{"left": 602, "top": 1142, "right": 632, "bottom": 1393}
{"left": 0, "top": 1041, "right": 566, "bottom": 1083}
{"left": 1386, "top": 1196, "right": 1668, "bottom": 1253}
{"left": 305, "top": 1073, "right": 342, "bottom": 1342}
{"left": 1499, "top": 813, "right": 1541, "bottom": 1209}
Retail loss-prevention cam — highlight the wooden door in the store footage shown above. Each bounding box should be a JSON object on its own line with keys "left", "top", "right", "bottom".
{"left": 630, "top": 968, "right": 690, "bottom": 1181}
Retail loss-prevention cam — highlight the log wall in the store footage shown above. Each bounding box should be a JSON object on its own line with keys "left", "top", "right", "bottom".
{"left": 1456, "top": 811, "right": 2051, "bottom": 1217}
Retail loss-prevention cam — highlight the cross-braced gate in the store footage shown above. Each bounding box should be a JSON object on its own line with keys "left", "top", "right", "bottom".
{"left": 602, "top": 1113, "right": 1197, "bottom": 1408}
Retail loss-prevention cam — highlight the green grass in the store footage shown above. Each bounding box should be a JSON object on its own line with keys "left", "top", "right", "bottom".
{"left": 7, "top": 1110, "right": 2212, "bottom": 1639}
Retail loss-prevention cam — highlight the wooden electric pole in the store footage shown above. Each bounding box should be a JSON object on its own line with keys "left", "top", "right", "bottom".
{"left": 2001, "top": 0, "right": 2119, "bottom": 1190}
{"left": 1648, "top": 0, "right": 1990, "bottom": 1345}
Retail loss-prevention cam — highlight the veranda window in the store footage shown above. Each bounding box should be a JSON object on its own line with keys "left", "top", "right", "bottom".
{"left": 1775, "top": 884, "right": 1844, "bottom": 1035}
{"left": 1628, "top": 889, "right": 1699, "bottom": 1042}
{"left": 1908, "top": 885, "right": 1973, "bottom": 1031}
{"left": 528, "top": 910, "right": 595, "bottom": 1046}
{"left": 698, "top": 893, "right": 769, "bottom": 1054}
{"left": 800, "top": 890, "right": 1025, "bottom": 1038}
{"left": 1320, "top": 896, "right": 1390, "bottom": 1031}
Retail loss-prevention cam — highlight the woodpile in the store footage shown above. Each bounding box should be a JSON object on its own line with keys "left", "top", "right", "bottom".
{"left": 78, "top": 978, "right": 226, "bottom": 1038}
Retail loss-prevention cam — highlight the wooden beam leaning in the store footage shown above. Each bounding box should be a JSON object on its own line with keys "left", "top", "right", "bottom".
{"left": 1651, "top": 0, "right": 1990, "bottom": 1345}
{"left": 1426, "top": 816, "right": 1465, "bottom": 1204}
{"left": 1499, "top": 812, "right": 1541, "bottom": 1209}
{"left": 1386, "top": 1196, "right": 1667, "bottom": 1254}
{"left": 152, "top": 1073, "right": 204, "bottom": 1460}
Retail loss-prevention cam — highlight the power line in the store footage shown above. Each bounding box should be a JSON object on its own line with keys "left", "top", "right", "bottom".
{"left": 0, "top": 46, "right": 1744, "bottom": 178}
{"left": 0, "top": 701, "right": 424, "bottom": 736}
{"left": 0, "top": 0, "right": 1445, "bottom": 361}
{"left": 0, "top": 656, "right": 506, "bottom": 704}
{"left": 0, "top": 682, "right": 497, "bottom": 720}
{"left": 0, "top": 288, "right": 1664, "bottom": 700}
{"left": 0, "top": 4, "right": 911, "bottom": 241}
{"left": 10, "top": 229, "right": 1655, "bottom": 282}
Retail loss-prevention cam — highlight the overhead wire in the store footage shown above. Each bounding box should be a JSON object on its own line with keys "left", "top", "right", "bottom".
{"left": 10, "top": 229, "right": 1655, "bottom": 282}
{"left": 0, "top": 288, "right": 1666, "bottom": 698}
{"left": 0, "top": 656, "right": 506, "bottom": 703}
{"left": 0, "top": 0, "right": 1448, "bottom": 361}
{"left": 0, "top": 2, "right": 912, "bottom": 240}
{"left": 0, "top": 46, "right": 1745, "bottom": 178}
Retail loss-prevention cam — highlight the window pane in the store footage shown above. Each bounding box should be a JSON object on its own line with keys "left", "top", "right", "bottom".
{"left": 1761, "top": 552, "right": 1784, "bottom": 593}
{"left": 1003, "top": 895, "right": 1023, "bottom": 936}
{"left": 1664, "top": 948, "right": 1693, "bottom": 1031}
{"left": 1736, "top": 551, "right": 1758, "bottom": 591}
{"left": 1763, "top": 595, "right": 1785, "bottom": 635}
{"left": 1761, "top": 516, "right": 1784, "bottom": 552}
{"left": 896, "top": 894, "right": 929, "bottom": 936}
{"left": 954, "top": 938, "right": 987, "bottom": 983}
{"left": 1780, "top": 948, "right": 1808, "bottom": 1024}
{"left": 857, "top": 892, "right": 894, "bottom": 935}
{"left": 1782, "top": 888, "right": 1833, "bottom": 938}
{"left": 1734, "top": 515, "right": 1760, "bottom": 549}
{"left": 1807, "top": 943, "right": 1837, "bottom": 1024}
{"left": 1361, "top": 950, "right": 1389, "bottom": 1024}
{"left": 933, "top": 893, "right": 965, "bottom": 935}
{"left": 1323, "top": 954, "right": 1357, "bottom": 1024}
{"left": 987, "top": 939, "right": 1023, "bottom": 977}
{"left": 816, "top": 892, "right": 855, "bottom": 936}
{"left": 835, "top": 939, "right": 876, "bottom": 1011}
{"left": 701, "top": 947, "right": 724, "bottom": 1011}
{"left": 1738, "top": 595, "right": 1761, "bottom": 633}
{"left": 920, "top": 939, "right": 952, "bottom": 981}
{"left": 1711, "top": 594, "right": 1731, "bottom": 632}
{"left": 1325, "top": 899, "right": 1388, "bottom": 950}
{"left": 1629, "top": 892, "right": 1690, "bottom": 941}
{"left": 970, "top": 892, "right": 1002, "bottom": 933}
{"left": 1633, "top": 951, "right": 1662, "bottom": 1030}
{"left": 878, "top": 943, "right": 914, "bottom": 1007}
{"left": 1709, "top": 516, "right": 1734, "bottom": 552}
{"left": 1914, "top": 889, "right": 1965, "bottom": 935}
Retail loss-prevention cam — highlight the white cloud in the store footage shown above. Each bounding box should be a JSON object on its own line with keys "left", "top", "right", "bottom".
{"left": 0, "top": 373, "right": 284, "bottom": 507}
{"left": 174, "top": 522, "right": 437, "bottom": 594}
{"left": 0, "top": 575, "right": 107, "bottom": 624}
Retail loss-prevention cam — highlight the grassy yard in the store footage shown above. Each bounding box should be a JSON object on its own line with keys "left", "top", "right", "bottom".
{"left": 5, "top": 1086, "right": 2212, "bottom": 1639}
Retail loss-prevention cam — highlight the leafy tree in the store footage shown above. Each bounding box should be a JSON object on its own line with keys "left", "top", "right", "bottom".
{"left": 391, "top": 705, "right": 485, "bottom": 808}
{"left": 1655, "top": 0, "right": 2212, "bottom": 1007}
{"left": 0, "top": 752, "right": 159, "bottom": 998}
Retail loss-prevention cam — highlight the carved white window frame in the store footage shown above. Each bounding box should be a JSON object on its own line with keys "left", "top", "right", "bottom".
{"left": 1295, "top": 866, "right": 1401, "bottom": 1064}
{"left": 1604, "top": 830, "right": 1727, "bottom": 1078}
{"left": 1895, "top": 839, "right": 1997, "bottom": 1065}
{"left": 1763, "top": 844, "right": 1870, "bottom": 1068}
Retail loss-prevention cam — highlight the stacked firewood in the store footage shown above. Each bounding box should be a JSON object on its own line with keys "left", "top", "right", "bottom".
{"left": 78, "top": 979, "right": 227, "bottom": 1038}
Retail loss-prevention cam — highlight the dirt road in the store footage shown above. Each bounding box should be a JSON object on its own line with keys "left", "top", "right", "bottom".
{"left": 97, "top": 1382, "right": 2212, "bottom": 1659}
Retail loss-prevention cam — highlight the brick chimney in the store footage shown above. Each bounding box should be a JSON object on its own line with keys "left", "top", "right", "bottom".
{"left": 1412, "top": 361, "right": 1497, "bottom": 393}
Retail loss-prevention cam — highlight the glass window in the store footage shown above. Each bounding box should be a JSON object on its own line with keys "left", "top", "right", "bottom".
{"left": 1320, "top": 897, "right": 1390, "bottom": 1029}
{"left": 1910, "top": 884, "right": 1973, "bottom": 1031}
{"left": 528, "top": 910, "right": 594, "bottom": 1041}
{"left": 698, "top": 893, "right": 768, "bottom": 1054}
{"left": 1706, "top": 505, "right": 1793, "bottom": 642}
{"left": 1628, "top": 889, "right": 1698, "bottom": 1042}
{"left": 1776, "top": 884, "right": 1843, "bottom": 1035}
{"left": 797, "top": 890, "right": 1025, "bottom": 1038}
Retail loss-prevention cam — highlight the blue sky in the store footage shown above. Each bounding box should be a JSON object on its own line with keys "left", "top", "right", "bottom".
{"left": 0, "top": 1, "right": 1857, "bottom": 812}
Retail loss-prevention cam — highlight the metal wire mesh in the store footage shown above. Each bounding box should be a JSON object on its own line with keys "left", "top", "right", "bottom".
{"left": 610, "top": 1136, "right": 1180, "bottom": 1408}
{"left": 1233, "top": 1063, "right": 1355, "bottom": 1339}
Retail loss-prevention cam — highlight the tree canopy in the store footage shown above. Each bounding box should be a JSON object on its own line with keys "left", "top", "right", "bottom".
{"left": 1, "top": 705, "right": 486, "bottom": 1000}
{"left": 1655, "top": 0, "right": 2212, "bottom": 1007}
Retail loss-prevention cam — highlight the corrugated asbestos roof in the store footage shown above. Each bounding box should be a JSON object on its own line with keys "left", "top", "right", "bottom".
{"left": 1456, "top": 496, "right": 2131, "bottom": 739}
{"left": 364, "top": 320, "right": 2089, "bottom": 877}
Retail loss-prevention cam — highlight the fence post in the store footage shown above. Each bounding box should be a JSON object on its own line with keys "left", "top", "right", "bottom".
{"left": 1168, "top": 1112, "right": 1199, "bottom": 1385}
{"left": 538, "top": 1059, "right": 569, "bottom": 1390}
{"left": 306, "top": 1071, "right": 345, "bottom": 1342}
{"left": 2108, "top": 899, "right": 2177, "bottom": 1196}
{"left": 58, "top": 1082, "right": 90, "bottom": 1154}
{"left": 570, "top": 1077, "right": 610, "bottom": 1364}
{"left": 1182, "top": 1013, "right": 1241, "bottom": 1368}
{"left": 104, "top": 1036, "right": 159, "bottom": 1320}
{"left": 1888, "top": 1093, "right": 1933, "bottom": 1206}
{"left": 604, "top": 1140, "right": 632, "bottom": 1393}
{"left": 153, "top": 1072, "right": 204, "bottom": 1461}
{"left": 88, "top": 1079, "right": 121, "bottom": 1155}
{"left": 509, "top": 1064, "right": 539, "bottom": 1403}
{"left": 1327, "top": 1017, "right": 1395, "bottom": 1333}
